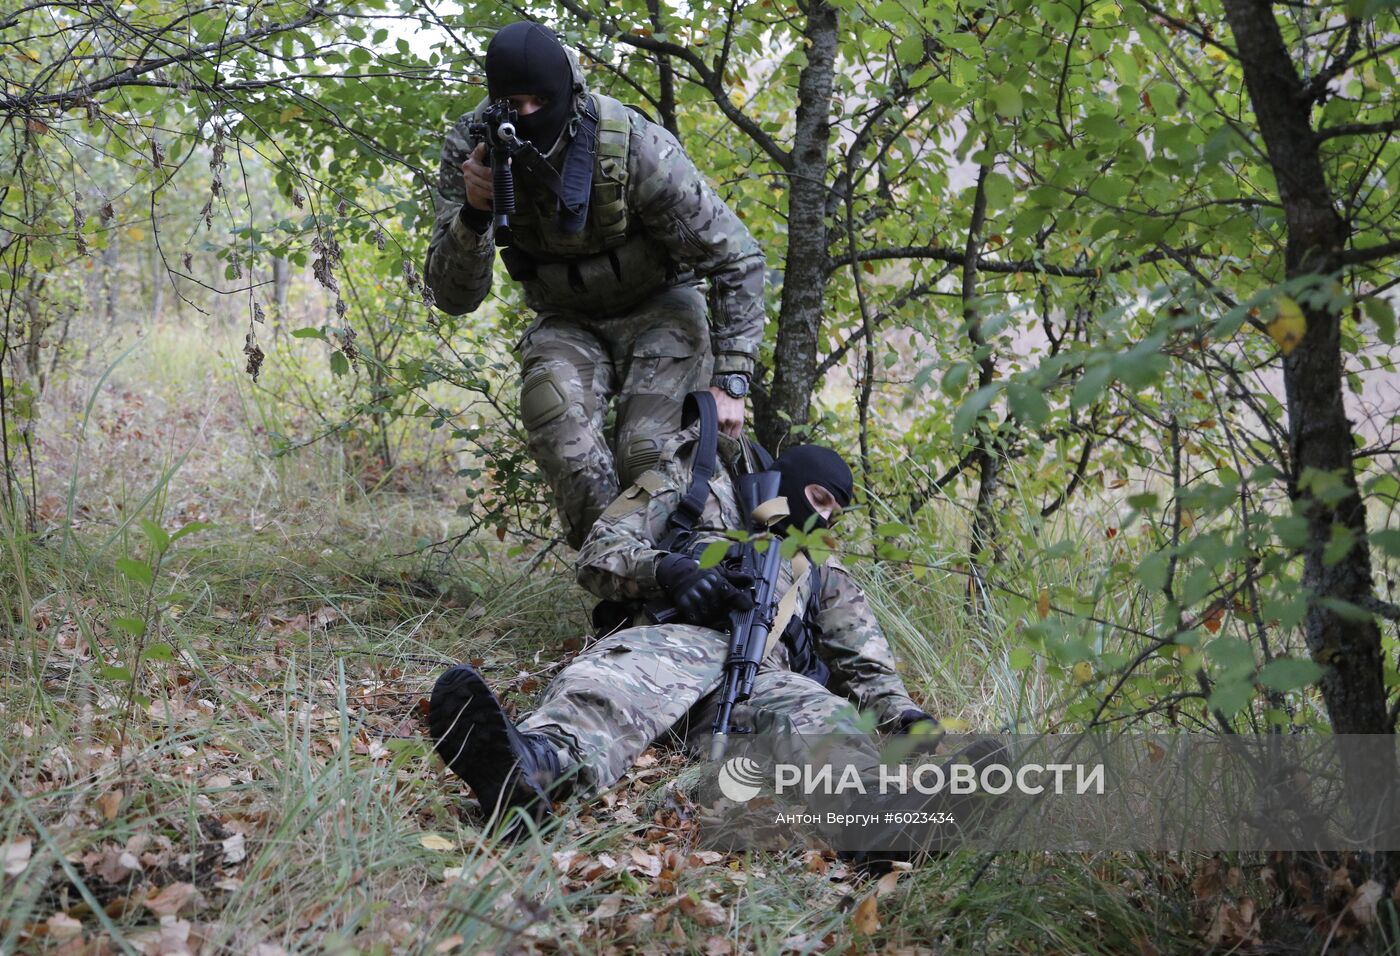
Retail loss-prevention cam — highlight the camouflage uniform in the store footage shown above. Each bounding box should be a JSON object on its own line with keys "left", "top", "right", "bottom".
{"left": 514, "top": 428, "right": 924, "bottom": 797}
{"left": 425, "top": 53, "right": 766, "bottom": 550}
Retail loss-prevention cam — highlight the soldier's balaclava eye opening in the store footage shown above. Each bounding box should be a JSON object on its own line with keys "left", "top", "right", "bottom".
{"left": 484, "top": 22, "right": 574, "bottom": 151}
{"left": 773, "top": 445, "right": 854, "bottom": 532}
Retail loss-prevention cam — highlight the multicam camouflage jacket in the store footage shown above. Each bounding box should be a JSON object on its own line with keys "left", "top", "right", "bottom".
{"left": 576, "top": 428, "right": 926, "bottom": 729}
{"left": 425, "top": 68, "right": 765, "bottom": 377}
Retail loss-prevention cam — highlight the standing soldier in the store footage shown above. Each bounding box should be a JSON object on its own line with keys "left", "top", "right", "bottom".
{"left": 426, "top": 21, "right": 765, "bottom": 549}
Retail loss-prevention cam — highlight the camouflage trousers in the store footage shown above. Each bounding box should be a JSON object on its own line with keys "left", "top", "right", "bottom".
{"left": 518, "top": 622, "right": 876, "bottom": 798}
{"left": 516, "top": 282, "right": 713, "bottom": 550}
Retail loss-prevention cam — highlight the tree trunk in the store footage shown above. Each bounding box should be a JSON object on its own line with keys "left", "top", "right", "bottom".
{"left": 755, "top": 0, "right": 837, "bottom": 452}
{"left": 645, "top": 0, "right": 678, "bottom": 135}
{"left": 1222, "top": 0, "right": 1387, "bottom": 736}
{"left": 1221, "top": 0, "right": 1395, "bottom": 874}
{"left": 963, "top": 163, "right": 1001, "bottom": 615}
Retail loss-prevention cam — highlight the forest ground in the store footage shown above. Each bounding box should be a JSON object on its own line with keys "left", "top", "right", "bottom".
{"left": 0, "top": 321, "right": 1350, "bottom": 954}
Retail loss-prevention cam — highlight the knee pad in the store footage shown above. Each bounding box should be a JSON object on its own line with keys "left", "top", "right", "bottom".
{"left": 520, "top": 365, "right": 569, "bottom": 431}
{"left": 618, "top": 435, "right": 662, "bottom": 486}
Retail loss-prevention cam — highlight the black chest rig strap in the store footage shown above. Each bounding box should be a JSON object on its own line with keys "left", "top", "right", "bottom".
{"left": 661, "top": 390, "right": 720, "bottom": 549}
{"left": 555, "top": 96, "right": 598, "bottom": 234}
{"left": 503, "top": 96, "right": 598, "bottom": 235}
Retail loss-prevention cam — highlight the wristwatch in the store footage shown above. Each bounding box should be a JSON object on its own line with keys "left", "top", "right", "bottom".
{"left": 711, "top": 373, "right": 750, "bottom": 399}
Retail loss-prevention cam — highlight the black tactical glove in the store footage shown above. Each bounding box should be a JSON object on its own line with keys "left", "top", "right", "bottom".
{"left": 895, "top": 709, "right": 938, "bottom": 734}
{"left": 654, "top": 553, "right": 755, "bottom": 626}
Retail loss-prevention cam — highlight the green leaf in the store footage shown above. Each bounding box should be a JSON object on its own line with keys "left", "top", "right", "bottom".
{"left": 1208, "top": 637, "right": 1255, "bottom": 679}
{"left": 140, "top": 518, "right": 170, "bottom": 553}
{"left": 1273, "top": 515, "right": 1310, "bottom": 549}
{"left": 698, "top": 539, "right": 731, "bottom": 569}
{"left": 1208, "top": 680, "right": 1254, "bottom": 717}
{"left": 291, "top": 327, "right": 326, "bottom": 340}
{"left": 1071, "top": 363, "right": 1112, "bottom": 410}
{"left": 953, "top": 384, "right": 1002, "bottom": 436}
{"left": 141, "top": 643, "right": 175, "bottom": 663}
{"left": 989, "top": 83, "right": 1023, "bottom": 118}
{"left": 983, "top": 172, "right": 1015, "bottom": 210}
{"left": 169, "top": 521, "right": 214, "bottom": 544}
{"left": 111, "top": 616, "right": 147, "bottom": 638}
{"left": 116, "top": 558, "right": 153, "bottom": 587}
{"left": 1362, "top": 296, "right": 1396, "bottom": 345}
{"left": 1256, "top": 657, "right": 1323, "bottom": 692}
{"left": 1007, "top": 382, "right": 1050, "bottom": 426}
{"left": 330, "top": 351, "right": 350, "bottom": 376}
{"left": 941, "top": 361, "right": 972, "bottom": 396}
{"left": 1135, "top": 551, "right": 1169, "bottom": 592}
{"left": 1009, "top": 647, "right": 1034, "bottom": 671}
{"left": 1372, "top": 529, "right": 1400, "bottom": 557}
{"left": 1322, "top": 525, "right": 1356, "bottom": 566}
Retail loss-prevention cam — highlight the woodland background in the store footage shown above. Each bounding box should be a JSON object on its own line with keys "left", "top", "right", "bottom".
{"left": 2, "top": 0, "right": 1400, "bottom": 952}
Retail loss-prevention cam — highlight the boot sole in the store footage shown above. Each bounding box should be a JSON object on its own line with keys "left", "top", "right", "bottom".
{"left": 429, "top": 665, "right": 550, "bottom": 821}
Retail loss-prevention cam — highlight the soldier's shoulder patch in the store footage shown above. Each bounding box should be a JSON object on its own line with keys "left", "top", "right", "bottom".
{"left": 634, "top": 470, "right": 671, "bottom": 496}
{"left": 599, "top": 470, "right": 672, "bottom": 520}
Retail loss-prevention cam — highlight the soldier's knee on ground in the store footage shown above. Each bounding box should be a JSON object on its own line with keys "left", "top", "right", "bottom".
{"left": 520, "top": 364, "right": 570, "bottom": 431}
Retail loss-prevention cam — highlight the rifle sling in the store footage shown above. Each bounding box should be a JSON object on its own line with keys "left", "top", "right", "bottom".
{"left": 762, "top": 552, "right": 811, "bottom": 662}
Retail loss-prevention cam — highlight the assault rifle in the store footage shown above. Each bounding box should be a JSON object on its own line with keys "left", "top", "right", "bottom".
{"left": 468, "top": 100, "right": 523, "bottom": 243}
{"left": 709, "top": 467, "right": 790, "bottom": 760}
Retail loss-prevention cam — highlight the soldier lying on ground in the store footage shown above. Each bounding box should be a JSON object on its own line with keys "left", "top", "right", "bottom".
{"left": 425, "top": 21, "right": 765, "bottom": 550}
{"left": 427, "top": 399, "right": 940, "bottom": 834}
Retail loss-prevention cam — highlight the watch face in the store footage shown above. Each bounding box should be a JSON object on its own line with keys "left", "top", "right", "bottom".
{"left": 724, "top": 375, "right": 749, "bottom": 398}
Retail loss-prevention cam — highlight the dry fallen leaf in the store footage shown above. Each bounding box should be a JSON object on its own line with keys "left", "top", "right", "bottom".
{"left": 93, "top": 849, "right": 142, "bottom": 885}
{"left": 1204, "top": 898, "right": 1259, "bottom": 946}
{"left": 98, "top": 789, "right": 123, "bottom": 822}
{"left": 2, "top": 839, "right": 32, "bottom": 876}
{"left": 221, "top": 832, "right": 246, "bottom": 864}
{"left": 1351, "top": 880, "right": 1384, "bottom": 928}
{"left": 628, "top": 848, "right": 662, "bottom": 878}
{"left": 589, "top": 895, "right": 623, "bottom": 920}
{"left": 703, "top": 935, "right": 734, "bottom": 955}
{"left": 679, "top": 896, "right": 727, "bottom": 928}
{"left": 142, "top": 882, "right": 199, "bottom": 918}
{"left": 852, "top": 894, "right": 880, "bottom": 935}
{"left": 433, "top": 933, "right": 464, "bottom": 953}
{"left": 420, "top": 834, "right": 455, "bottom": 851}
{"left": 46, "top": 912, "right": 84, "bottom": 940}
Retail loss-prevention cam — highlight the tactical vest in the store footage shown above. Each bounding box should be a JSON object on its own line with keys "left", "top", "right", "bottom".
{"left": 498, "top": 94, "right": 676, "bottom": 314}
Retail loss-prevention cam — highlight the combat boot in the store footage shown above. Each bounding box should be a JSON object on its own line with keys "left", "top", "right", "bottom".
{"left": 429, "top": 664, "right": 563, "bottom": 825}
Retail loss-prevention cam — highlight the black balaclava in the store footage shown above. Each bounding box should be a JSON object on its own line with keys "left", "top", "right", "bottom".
{"left": 484, "top": 22, "right": 575, "bottom": 151}
{"left": 773, "top": 445, "right": 854, "bottom": 532}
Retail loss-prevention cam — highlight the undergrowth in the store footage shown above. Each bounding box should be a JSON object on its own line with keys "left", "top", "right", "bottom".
{"left": 0, "top": 324, "right": 1371, "bottom": 954}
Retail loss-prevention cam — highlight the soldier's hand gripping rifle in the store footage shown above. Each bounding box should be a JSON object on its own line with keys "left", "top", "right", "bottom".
{"left": 710, "top": 473, "right": 790, "bottom": 761}
{"left": 468, "top": 100, "right": 524, "bottom": 244}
